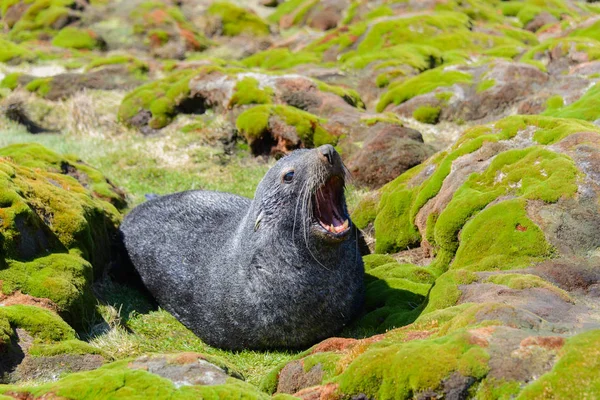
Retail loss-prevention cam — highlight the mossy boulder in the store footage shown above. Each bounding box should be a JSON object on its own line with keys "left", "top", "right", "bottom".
{"left": 0, "top": 354, "right": 270, "bottom": 399}
{"left": 236, "top": 105, "right": 338, "bottom": 156}
{"left": 0, "top": 143, "right": 124, "bottom": 325}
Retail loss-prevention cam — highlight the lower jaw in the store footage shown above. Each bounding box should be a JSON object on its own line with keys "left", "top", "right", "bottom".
{"left": 312, "top": 224, "right": 351, "bottom": 241}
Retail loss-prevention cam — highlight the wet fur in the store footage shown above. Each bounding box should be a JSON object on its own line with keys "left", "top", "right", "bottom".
{"left": 120, "top": 147, "right": 365, "bottom": 350}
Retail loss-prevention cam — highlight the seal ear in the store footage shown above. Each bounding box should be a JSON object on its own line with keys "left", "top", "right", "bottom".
{"left": 254, "top": 211, "right": 263, "bottom": 232}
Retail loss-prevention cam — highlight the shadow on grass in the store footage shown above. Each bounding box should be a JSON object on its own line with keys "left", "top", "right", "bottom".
{"left": 341, "top": 273, "right": 430, "bottom": 340}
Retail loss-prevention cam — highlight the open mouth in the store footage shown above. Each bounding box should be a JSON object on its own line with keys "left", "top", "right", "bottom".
{"left": 312, "top": 175, "right": 351, "bottom": 238}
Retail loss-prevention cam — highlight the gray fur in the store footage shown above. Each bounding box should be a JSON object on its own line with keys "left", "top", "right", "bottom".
{"left": 120, "top": 145, "right": 365, "bottom": 350}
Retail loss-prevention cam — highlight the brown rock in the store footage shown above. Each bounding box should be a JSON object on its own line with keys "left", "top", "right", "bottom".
{"left": 345, "top": 123, "right": 435, "bottom": 188}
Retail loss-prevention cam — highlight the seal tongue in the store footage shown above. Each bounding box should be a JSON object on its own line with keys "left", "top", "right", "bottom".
{"left": 314, "top": 176, "right": 349, "bottom": 234}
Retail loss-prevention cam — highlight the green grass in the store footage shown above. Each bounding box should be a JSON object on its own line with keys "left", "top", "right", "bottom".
{"left": 89, "top": 283, "right": 298, "bottom": 386}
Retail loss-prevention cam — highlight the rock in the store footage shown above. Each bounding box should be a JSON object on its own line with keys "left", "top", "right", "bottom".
{"left": 345, "top": 122, "right": 435, "bottom": 189}
{"left": 0, "top": 305, "right": 105, "bottom": 384}
{"left": 11, "top": 65, "right": 146, "bottom": 101}
{"left": 525, "top": 11, "right": 559, "bottom": 32}
{"left": 128, "top": 353, "right": 242, "bottom": 386}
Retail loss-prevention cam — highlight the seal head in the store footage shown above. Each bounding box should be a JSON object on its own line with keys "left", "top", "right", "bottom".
{"left": 120, "top": 145, "right": 365, "bottom": 350}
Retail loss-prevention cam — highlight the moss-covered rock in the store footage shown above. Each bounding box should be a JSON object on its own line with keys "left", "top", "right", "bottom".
{"left": 206, "top": 2, "right": 270, "bottom": 37}
{"left": 51, "top": 27, "right": 104, "bottom": 50}
{"left": 0, "top": 143, "right": 124, "bottom": 325}
{"left": 0, "top": 355, "right": 270, "bottom": 399}
{"left": 118, "top": 67, "right": 364, "bottom": 133}
{"left": 0, "top": 38, "right": 34, "bottom": 63}
{"left": 236, "top": 105, "right": 338, "bottom": 155}
{"left": 2, "top": 0, "right": 78, "bottom": 42}
{"left": 129, "top": 1, "right": 211, "bottom": 58}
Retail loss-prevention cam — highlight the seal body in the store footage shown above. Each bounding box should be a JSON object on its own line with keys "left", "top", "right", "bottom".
{"left": 120, "top": 145, "right": 364, "bottom": 350}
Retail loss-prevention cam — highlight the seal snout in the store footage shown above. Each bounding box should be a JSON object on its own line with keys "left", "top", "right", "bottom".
{"left": 318, "top": 144, "right": 336, "bottom": 166}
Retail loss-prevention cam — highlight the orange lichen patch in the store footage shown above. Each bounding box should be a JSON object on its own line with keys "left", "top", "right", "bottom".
{"left": 315, "top": 26, "right": 349, "bottom": 47}
{"left": 0, "top": 289, "right": 58, "bottom": 312}
{"left": 402, "top": 330, "right": 435, "bottom": 342}
{"left": 311, "top": 338, "right": 359, "bottom": 354}
{"left": 334, "top": 334, "right": 386, "bottom": 374}
{"left": 555, "top": 131, "right": 600, "bottom": 150}
{"left": 294, "top": 383, "right": 340, "bottom": 400}
{"left": 172, "top": 352, "right": 203, "bottom": 364}
{"left": 520, "top": 336, "right": 566, "bottom": 350}
{"left": 468, "top": 326, "right": 496, "bottom": 347}
{"left": 179, "top": 28, "right": 201, "bottom": 50}
{"left": 148, "top": 9, "right": 168, "bottom": 24}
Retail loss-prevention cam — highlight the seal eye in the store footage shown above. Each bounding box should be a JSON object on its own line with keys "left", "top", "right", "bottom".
{"left": 283, "top": 170, "right": 294, "bottom": 183}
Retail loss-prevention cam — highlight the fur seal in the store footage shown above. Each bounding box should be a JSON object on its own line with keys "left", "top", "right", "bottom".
{"left": 120, "top": 145, "right": 365, "bottom": 350}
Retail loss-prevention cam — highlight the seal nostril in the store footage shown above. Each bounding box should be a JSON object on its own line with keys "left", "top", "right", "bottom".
{"left": 319, "top": 144, "right": 335, "bottom": 165}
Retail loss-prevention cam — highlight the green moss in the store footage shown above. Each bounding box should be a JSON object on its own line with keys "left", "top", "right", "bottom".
{"left": 52, "top": 27, "right": 102, "bottom": 50}
{"left": 434, "top": 147, "right": 577, "bottom": 256}
{"left": 451, "top": 199, "right": 552, "bottom": 271}
{"left": 119, "top": 68, "right": 202, "bottom": 129}
{"left": 351, "top": 194, "right": 379, "bottom": 229}
{"left": 236, "top": 105, "right": 337, "bottom": 150}
{"left": 0, "top": 305, "right": 76, "bottom": 343}
{"left": 29, "top": 339, "right": 106, "bottom": 357}
{"left": 85, "top": 55, "right": 149, "bottom": 75}
{"left": 2, "top": 254, "right": 95, "bottom": 322}
{"left": 0, "top": 38, "right": 34, "bottom": 63}
{"left": 545, "top": 94, "right": 564, "bottom": 111}
{"left": 336, "top": 330, "right": 489, "bottom": 398}
{"left": 0, "top": 359, "right": 270, "bottom": 400}
{"left": 0, "top": 142, "right": 126, "bottom": 209}
{"left": 421, "top": 270, "right": 478, "bottom": 315}
{"left": 0, "top": 72, "right": 23, "bottom": 90}
{"left": 413, "top": 106, "right": 441, "bottom": 124}
{"left": 544, "top": 84, "right": 600, "bottom": 122}
{"left": 229, "top": 77, "right": 273, "bottom": 107}
{"left": 5, "top": 0, "right": 74, "bottom": 41}
{"left": 483, "top": 45, "right": 523, "bottom": 59}
{"left": 477, "top": 79, "right": 496, "bottom": 93}
{"left": 207, "top": 2, "right": 270, "bottom": 37}
{"left": 373, "top": 188, "right": 421, "bottom": 254}
{"left": 485, "top": 274, "right": 571, "bottom": 302}
{"left": 377, "top": 68, "right": 472, "bottom": 112}
{"left": 341, "top": 44, "right": 443, "bottom": 72}
{"left": 315, "top": 80, "right": 365, "bottom": 109}
{"left": 241, "top": 48, "right": 320, "bottom": 70}
{"left": 25, "top": 77, "right": 52, "bottom": 97}
{"left": 365, "top": 5, "right": 393, "bottom": 20}
{"left": 517, "top": 330, "right": 600, "bottom": 399}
